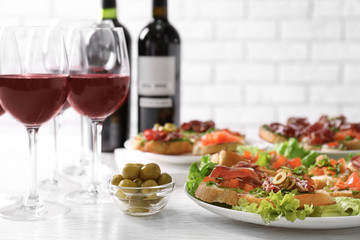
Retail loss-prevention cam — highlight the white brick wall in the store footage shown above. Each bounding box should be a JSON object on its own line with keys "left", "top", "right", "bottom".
{"left": 1, "top": 0, "right": 360, "bottom": 137}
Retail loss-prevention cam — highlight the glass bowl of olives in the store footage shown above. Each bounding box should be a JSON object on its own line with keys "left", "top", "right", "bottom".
{"left": 108, "top": 163, "right": 175, "bottom": 216}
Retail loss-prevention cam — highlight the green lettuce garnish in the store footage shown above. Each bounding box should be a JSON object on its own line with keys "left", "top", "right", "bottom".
{"left": 249, "top": 188, "right": 269, "bottom": 198}
{"left": 233, "top": 194, "right": 360, "bottom": 224}
{"left": 310, "top": 197, "right": 360, "bottom": 217}
{"left": 237, "top": 145, "right": 262, "bottom": 156}
{"left": 236, "top": 145, "right": 271, "bottom": 166}
{"left": 274, "top": 138, "right": 319, "bottom": 167}
{"left": 233, "top": 191, "right": 314, "bottom": 225}
{"left": 186, "top": 155, "right": 216, "bottom": 196}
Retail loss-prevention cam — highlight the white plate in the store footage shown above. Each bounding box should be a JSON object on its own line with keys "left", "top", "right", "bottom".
{"left": 123, "top": 139, "right": 201, "bottom": 165}
{"left": 315, "top": 149, "right": 360, "bottom": 160}
{"left": 185, "top": 189, "right": 360, "bottom": 229}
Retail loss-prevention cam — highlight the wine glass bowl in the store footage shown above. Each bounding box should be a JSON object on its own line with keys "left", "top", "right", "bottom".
{"left": 66, "top": 27, "right": 130, "bottom": 204}
{"left": 0, "top": 27, "right": 69, "bottom": 220}
{"left": 0, "top": 74, "right": 68, "bottom": 127}
{"left": 68, "top": 74, "right": 129, "bottom": 120}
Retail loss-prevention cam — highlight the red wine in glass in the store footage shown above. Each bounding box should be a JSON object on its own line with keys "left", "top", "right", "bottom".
{"left": 0, "top": 74, "right": 68, "bottom": 127}
{"left": 68, "top": 74, "right": 130, "bottom": 120}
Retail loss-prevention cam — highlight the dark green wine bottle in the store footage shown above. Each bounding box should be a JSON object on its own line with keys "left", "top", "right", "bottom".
{"left": 138, "top": 0, "right": 181, "bottom": 132}
{"left": 101, "top": 0, "right": 132, "bottom": 152}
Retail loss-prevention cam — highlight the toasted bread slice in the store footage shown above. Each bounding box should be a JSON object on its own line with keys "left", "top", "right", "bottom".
{"left": 312, "top": 171, "right": 351, "bottom": 190}
{"left": 192, "top": 142, "right": 242, "bottom": 156}
{"left": 312, "top": 175, "right": 338, "bottom": 189}
{"left": 132, "top": 136, "right": 192, "bottom": 155}
{"left": 195, "top": 182, "right": 336, "bottom": 208}
{"left": 195, "top": 182, "right": 239, "bottom": 206}
{"left": 211, "top": 150, "right": 248, "bottom": 166}
{"left": 259, "top": 126, "right": 288, "bottom": 144}
{"left": 239, "top": 194, "right": 272, "bottom": 206}
{"left": 343, "top": 139, "right": 360, "bottom": 150}
{"left": 294, "top": 190, "right": 336, "bottom": 208}
{"left": 329, "top": 190, "right": 360, "bottom": 198}
{"left": 242, "top": 190, "right": 335, "bottom": 208}
{"left": 302, "top": 143, "right": 321, "bottom": 151}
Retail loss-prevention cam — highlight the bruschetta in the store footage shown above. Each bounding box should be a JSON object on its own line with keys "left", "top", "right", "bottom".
{"left": 192, "top": 129, "right": 245, "bottom": 155}
{"left": 132, "top": 123, "right": 193, "bottom": 155}
{"left": 260, "top": 115, "right": 360, "bottom": 150}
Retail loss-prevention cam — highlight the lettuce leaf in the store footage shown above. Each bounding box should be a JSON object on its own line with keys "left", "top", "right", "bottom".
{"left": 274, "top": 138, "right": 318, "bottom": 167}
{"left": 237, "top": 145, "right": 262, "bottom": 156}
{"left": 186, "top": 155, "right": 216, "bottom": 196}
{"left": 233, "top": 191, "right": 314, "bottom": 225}
{"left": 336, "top": 197, "right": 360, "bottom": 215}
{"left": 236, "top": 145, "right": 271, "bottom": 167}
{"left": 233, "top": 193, "right": 360, "bottom": 224}
{"left": 309, "top": 197, "right": 360, "bottom": 217}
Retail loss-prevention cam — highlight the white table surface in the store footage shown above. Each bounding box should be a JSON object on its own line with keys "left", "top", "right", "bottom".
{"left": 0, "top": 117, "right": 360, "bottom": 239}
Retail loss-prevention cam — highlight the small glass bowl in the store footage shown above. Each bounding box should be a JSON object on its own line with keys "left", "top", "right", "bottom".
{"left": 108, "top": 179, "right": 175, "bottom": 216}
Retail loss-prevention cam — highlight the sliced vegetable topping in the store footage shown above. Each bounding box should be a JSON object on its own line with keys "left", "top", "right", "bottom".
{"left": 336, "top": 172, "right": 360, "bottom": 190}
{"left": 200, "top": 130, "right": 244, "bottom": 146}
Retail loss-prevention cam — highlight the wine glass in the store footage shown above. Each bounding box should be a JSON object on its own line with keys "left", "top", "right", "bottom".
{"left": 0, "top": 27, "right": 70, "bottom": 220}
{"left": 61, "top": 27, "right": 93, "bottom": 183}
{"left": 66, "top": 27, "right": 130, "bottom": 204}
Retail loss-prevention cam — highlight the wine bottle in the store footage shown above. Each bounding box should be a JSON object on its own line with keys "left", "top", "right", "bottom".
{"left": 100, "top": 0, "right": 132, "bottom": 151}
{"left": 138, "top": 0, "right": 181, "bottom": 132}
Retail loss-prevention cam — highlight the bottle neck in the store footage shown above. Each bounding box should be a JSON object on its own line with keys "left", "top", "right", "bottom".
{"left": 102, "top": 0, "right": 117, "bottom": 20}
{"left": 152, "top": 0, "right": 167, "bottom": 20}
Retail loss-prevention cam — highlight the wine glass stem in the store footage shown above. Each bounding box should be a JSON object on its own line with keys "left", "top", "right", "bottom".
{"left": 51, "top": 114, "right": 63, "bottom": 184}
{"left": 88, "top": 120, "right": 103, "bottom": 194}
{"left": 79, "top": 115, "right": 90, "bottom": 166}
{"left": 26, "top": 128, "right": 43, "bottom": 209}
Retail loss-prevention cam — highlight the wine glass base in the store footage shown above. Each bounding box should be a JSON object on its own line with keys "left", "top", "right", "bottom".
{"left": 62, "top": 165, "right": 90, "bottom": 187}
{"left": 66, "top": 190, "right": 112, "bottom": 205}
{"left": 63, "top": 165, "right": 89, "bottom": 178}
{"left": 39, "top": 179, "right": 62, "bottom": 191}
{"left": 63, "top": 164, "right": 113, "bottom": 188}
{"left": 0, "top": 201, "right": 69, "bottom": 221}
{"left": 0, "top": 194, "right": 22, "bottom": 206}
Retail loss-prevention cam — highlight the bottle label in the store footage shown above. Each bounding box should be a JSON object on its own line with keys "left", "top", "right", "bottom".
{"left": 139, "top": 97, "right": 173, "bottom": 108}
{"left": 138, "top": 56, "right": 176, "bottom": 96}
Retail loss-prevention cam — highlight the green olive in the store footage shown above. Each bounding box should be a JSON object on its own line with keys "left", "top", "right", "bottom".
{"left": 119, "top": 179, "right": 138, "bottom": 193}
{"left": 157, "top": 173, "right": 172, "bottom": 185}
{"left": 111, "top": 174, "right": 123, "bottom": 185}
{"left": 140, "top": 163, "right": 161, "bottom": 180}
{"left": 122, "top": 164, "right": 140, "bottom": 180}
{"left": 151, "top": 196, "right": 163, "bottom": 204}
{"left": 141, "top": 179, "right": 158, "bottom": 194}
{"left": 133, "top": 178, "right": 144, "bottom": 187}
{"left": 153, "top": 123, "right": 161, "bottom": 131}
{"left": 127, "top": 207, "right": 150, "bottom": 214}
{"left": 273, "top": 171, "right": 287, "bottom": 185}
{"left": 143, "top": 193, "right": 158, "bottom": 200}
{"left": 129, "top": 199, "right": 150, "bottom": 208}
{"left": 116, "top": 189, "right": 127, "bottom": 200}
{"left": 135, "top": 163, "right": 144, "bottom": 169}
{"left": 163, "top": 123, "right": 177, "bottom": 132}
